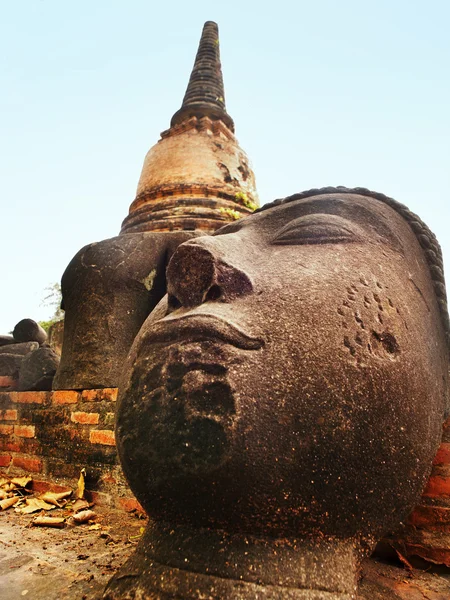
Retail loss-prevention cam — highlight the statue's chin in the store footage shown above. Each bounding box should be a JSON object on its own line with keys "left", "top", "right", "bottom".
{"left": 103, "top": 521, "right": 361, "bottom": 600}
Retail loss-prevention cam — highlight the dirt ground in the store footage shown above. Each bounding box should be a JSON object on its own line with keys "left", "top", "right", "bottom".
{"left": 2, "top": 497, "right": 450, "bottom": 600}
{"left": 0, "top": 503, "right": 146, "bottom": 600}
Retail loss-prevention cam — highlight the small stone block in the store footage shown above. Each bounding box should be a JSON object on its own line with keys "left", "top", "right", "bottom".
{"left": 0, "top": 342, "right": 39, "bottom": 356}
{"left": 0, "top": 354, "right": 23, "bottom": 377}
{"left": 13, "top": 319, "right": 47, "bottom": 345}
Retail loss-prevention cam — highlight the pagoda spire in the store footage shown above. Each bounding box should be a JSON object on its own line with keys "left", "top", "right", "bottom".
{"left": 119, "top": 20, "right": 258, "bottom": 235}
{"left": 170, "top": 21, "right": 234, "bottom": 132}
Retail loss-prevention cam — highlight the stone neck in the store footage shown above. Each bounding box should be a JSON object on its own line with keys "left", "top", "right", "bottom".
{"left": 106, "top": 521, "right": 360, "bottom": 599}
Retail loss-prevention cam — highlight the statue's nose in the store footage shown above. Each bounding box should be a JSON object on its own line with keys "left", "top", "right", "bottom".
{"left": 166, "top": 240, "right": 253, "bottom": 308}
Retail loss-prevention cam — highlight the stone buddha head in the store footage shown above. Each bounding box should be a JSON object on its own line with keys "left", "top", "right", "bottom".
{"left": 112, "top": 187, "right": 449, "bottom": 599}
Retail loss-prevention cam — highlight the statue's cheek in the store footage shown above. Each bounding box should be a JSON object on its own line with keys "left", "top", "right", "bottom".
{"left": 337, "top": 276, "right": 403, "bottom": 365}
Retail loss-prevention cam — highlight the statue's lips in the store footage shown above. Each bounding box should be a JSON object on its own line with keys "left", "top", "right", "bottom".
{"left": 144, "top": 314, "right": 264, "bottom": 350}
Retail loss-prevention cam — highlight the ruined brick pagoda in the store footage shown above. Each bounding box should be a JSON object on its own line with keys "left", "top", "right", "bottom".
{"left": 53, "top": 21, "right": 259, "bottom": 391}
{"left": 120, "top": 20, "right": 258, "bottom": 234}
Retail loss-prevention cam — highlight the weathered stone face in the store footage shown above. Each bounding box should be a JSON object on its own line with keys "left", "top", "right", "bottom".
{"left": 117, "top": 192, "right": 448, "bottom": 544}
{"left": 53, "top": 231, "right": 199, "bottom": 390}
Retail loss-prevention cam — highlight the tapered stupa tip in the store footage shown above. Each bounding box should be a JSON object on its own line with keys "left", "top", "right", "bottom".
{"left": 170, "top": 21, "right": 234, "bottom": 132}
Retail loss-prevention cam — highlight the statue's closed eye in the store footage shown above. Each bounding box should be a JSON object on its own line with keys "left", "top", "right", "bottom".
{"left": 272, "top": 213, "right": 364, "bottom": 245}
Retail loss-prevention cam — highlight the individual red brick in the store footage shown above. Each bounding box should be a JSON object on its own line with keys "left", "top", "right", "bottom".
{"left": 81, "top": 390, "right": 99, "bottom": 402}
{"left": 13, "top": 391, "right": 50, "bottom": 405}
{"left": 0, "top": 376, "right": 17, "bottom": 389}
{"left": 0, "top": 437, "right": 40, "bottom": 454}
{"left": 24, "top": 439, "right": 41, "bottom": 453}
{"left": 31, "top": 480, "right": 72, "bottom": 494}
{"left": 433, "top": 443, "right": 450, "bottom": 466}
{"left": 0, "top": 439, "right": 21, "bottom": 453}
{"left": 89, "top": 429, "right": 116, "bottom": 446}
{"left": 0, "top": 409, "right": 17, "bottom": 421}
{"left": 0, "top": 453, "right": 11, "bottom": 466}
{"left": 0, "top": 424, "right": 13, "bottom": 436}
{"left": 408, "top": 504, "right": 450, "bottom": 531}
{"left": 12, "top": 456, "right": 43, "bottom": 473}
{"left": 119, "top": 497, "right": 145, "bottom": 514}
{"left": 81, "top": 388, "right": 118, "bottom": 402}
{"left": 402, "top": 542, "right": 450, "bottom": 568}
{"left": 71, "top": 411, "right": 99, "bottom": 425}
{"left": 14, "top": 425, "right": 35, "bottom": 438}
{"left": 423, "top": 476, "right": 450, "bottom": 498}
{"left": 52, "top": 390, "right": 80, "bottom": 405}
{"left": 105, "top": 388, "right": 118, "bottom": 401}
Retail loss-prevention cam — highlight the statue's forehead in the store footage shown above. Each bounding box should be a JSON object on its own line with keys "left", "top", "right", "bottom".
{"left": 259, "top": 193, "right": 397, "bottom": 221}
{"left": 227, "top": 193, "right": 408, "bottom": 251}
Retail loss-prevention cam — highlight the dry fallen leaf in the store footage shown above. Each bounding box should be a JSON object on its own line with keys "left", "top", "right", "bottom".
{"left": 0, "top": 489, "right": 10, "bottom": 500}
{"left": 10, "top": 477, "right": 32, "bottom": 488}
{"left": 72, "top": 498, "right": 91, "bottom": 513}
{"left": 73, "top": 509, "right": 96, "bottom": 524}
{"left": 0, "top": 477, "right": 10, "bottom": 488}
{"left": 17, "top": 497, "right": 55, "bottom": 514}
{"left": 32, "top": 516, "right": 65, "bottom": 528}
{"left": 0, "top": 496, "right": 20, "bottom": 510}
{"left": 88, "top": 523, "right": 102, "bottom": 530}
{"left": 76, "top": 468, "right": 86, "bottom": 500}
{"left": 39, "top": 490, "right": 72, "bottom": 507}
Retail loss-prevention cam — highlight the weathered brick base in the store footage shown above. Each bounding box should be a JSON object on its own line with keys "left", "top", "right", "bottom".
{"left": 0, "top": 389, "right": 142, "bottom": 512}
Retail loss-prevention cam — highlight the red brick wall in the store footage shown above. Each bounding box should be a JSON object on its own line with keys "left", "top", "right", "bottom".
{"left": 3, "top": 388, "right": 450, "bottom": 535}
{"left": 387, "top": 416, "right": 450, "bottom": 565}
{"left": 0, "top": 389, "right": 142, "bottom": 512}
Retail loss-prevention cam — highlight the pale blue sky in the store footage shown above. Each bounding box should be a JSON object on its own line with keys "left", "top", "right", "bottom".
{"left": 1, "top": 0, "right": 449, "bottom": 331}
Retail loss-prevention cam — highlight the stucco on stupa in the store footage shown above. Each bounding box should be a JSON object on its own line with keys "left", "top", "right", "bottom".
{"left": 136, "top": 120, "right": 257, "bottom": 201}
{"left": 118, "top": 116, "right": 258, "bottom": 233}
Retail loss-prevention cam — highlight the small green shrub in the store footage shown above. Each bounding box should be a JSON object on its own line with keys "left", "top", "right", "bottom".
{"left": 235, "top": 191, "right": 257, "bottom": 212}
{"left": 219, "top": 207, "right": 241, "bottom": 221}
